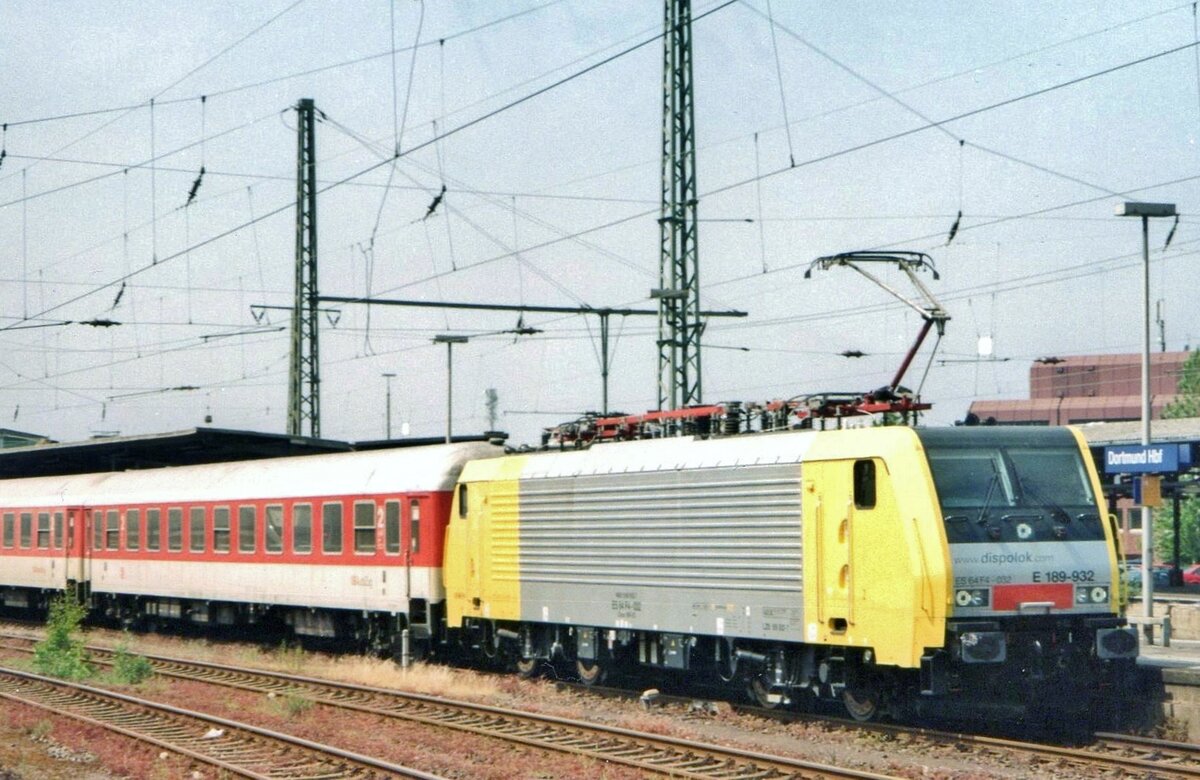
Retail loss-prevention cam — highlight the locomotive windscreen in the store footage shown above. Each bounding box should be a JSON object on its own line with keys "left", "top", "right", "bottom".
{"left": 915, "top": 428, "right": 1103, "bottom": 545}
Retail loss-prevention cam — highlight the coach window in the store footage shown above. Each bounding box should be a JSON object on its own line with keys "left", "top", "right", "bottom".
{"left": 3, "top": 513, "right": 13, "bottom": 547}
{"left": 353, "top": 501, "right": 375, "bottom": 553}
{"left": 37, "top": 512, "right": 50, "bottom": 549}
{"left": 18, "top": 513, "right": 31, "bottom": 548}
{"left": 105, "top": 510, "right": 120, "bottom": 550}
{"left": 410, "top": 499, "right": 421, "bottom": 554}
{"left": 168, "top": 508, "right": 183, "bottom": 552}
{"left": 265, "top": 505, "right": 283, "bottom": 554}
{"left": 146, "top": 509, "right": 161, "bottom": 551}
{"left": 293, "top": 503, "right": 312, "bottom": 553}
{"left": 190, "top": 507, "right": 205, "bottom": 553}
{"left": 322, "top": 502, "right": 343, "bottom": 554}
{"left": 239, "top": 506, "right": 256, "bottom": 553}
{"left": 853, "top": 460, "right": 876, "bottom": 510}
{"left": 384, "top": 501, "right": 400, "bottom": 554}
{"left": 93, "top": 512, "right": 104, "bottom": 550}
{"left": 53, "top": 512, "right": 63, "bottom": 549}
{"left": 126, "top": 509, "right": 140, "bottom": 551}
{"left": 213, "top": 507, "right": 231, "bottom": 553}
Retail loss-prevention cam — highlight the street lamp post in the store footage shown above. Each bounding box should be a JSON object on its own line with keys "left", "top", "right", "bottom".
{"left": 382, "top": 372, "right": 396, "bottom": 439}
{"left": 1116, "top": 201, "right": 1176, "bottom": 629}
{"left": 433, "top": 335, "right": 468, "bottom": 443}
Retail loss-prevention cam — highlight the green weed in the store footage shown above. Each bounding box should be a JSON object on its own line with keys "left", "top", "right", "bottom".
{"left": 33, "top": 592, "right": 93, "bottom": 680}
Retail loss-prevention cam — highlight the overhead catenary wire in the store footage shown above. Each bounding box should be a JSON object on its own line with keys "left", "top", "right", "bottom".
{"left": 0, "top": 0, "right": 566, "bottom": 133}
{"left": 359, "top": 37, "right": 1200, "bottom": 306}
{"left": 6, "top": 5, "right": 1197, "bottom": 436}
{"left": 0, "top": 0, "right": 306, "bottom": 191}
{"left": 9, "top": 28, "right": 1190, "bottom": 360}
{"left": 763, "top": 0, "right": 794, "bottom": 166}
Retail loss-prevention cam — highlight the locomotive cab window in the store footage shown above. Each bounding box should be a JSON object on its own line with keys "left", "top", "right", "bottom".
{"left": 146, "top": 509, "right": 161, "bottom": 551}
{"left": 353, "top": 501, "right": 375, "bottom": 553}
{"left": 213, "top": 507, "right": 231, "bottom": 553}
{"left": 2, "top": 513, "right": 13, "bottom": 547}
{"left": 125, "top": 509, "right": 140, "bottom": 551}
{"left": 265, "top": 504, "right": 283, "bottom": 553}
{"left": 20, "top": 512, "right": 32, "bottom": 548}
{"left": 190, "top": 507, "right": 205, "bottom": 553}
{"left": 384, "top": 500, "right": 400, "bottom": 554}
{"left": 168, "top": 508, "right": 183, "bottom": 552}
{"left": 37, "top": 512, "right": 50, "bottom": 549}
{"left": 322, "top": 502, "right": 343, "bottom": 554}
{"left": 293, "top": 503, "right": 312, "bottom": 553}
{"left": 458, "top": 484, "right": 467, "bottom": 518}
{"left": 239, "top": 506, "right": 256, "bottom": 553}
{"left": 853, "top": 460, "right": 876, "bottom": 510}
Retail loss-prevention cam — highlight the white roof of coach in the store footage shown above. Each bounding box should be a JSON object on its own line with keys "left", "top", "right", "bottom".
{"left": 521, "top": 429, "right": 821, "bottom": 480}
{"left": 0, "top": 442, "right": 502, "bottom": 508}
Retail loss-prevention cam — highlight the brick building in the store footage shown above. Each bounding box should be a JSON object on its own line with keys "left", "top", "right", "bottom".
{"left": 967, "top": 351, "right": 1188, "bottom": 425}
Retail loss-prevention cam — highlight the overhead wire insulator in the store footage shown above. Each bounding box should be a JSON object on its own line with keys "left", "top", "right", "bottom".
{"left": 185, "top": 166, "right": 205, "bottom": 206}
{"left": 1164, "top": 214, "right": 1179, "bottom": 250}
{"left": 946, "top": 210, "right": 962, "bottom": 245}
{"left": 110, "top": 281, "right": 126, "bottom": 310}
{"left": 423, "top": 183, "right": 446, "bottom": 220}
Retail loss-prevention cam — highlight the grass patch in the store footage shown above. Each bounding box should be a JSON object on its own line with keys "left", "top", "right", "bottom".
{"left": 109, "top": 641, "right": 154, "bottom": 685}
{"left": 265, "top": 688, "right": 315, "bottom": 719}
{"left": 33, "top": 592, "right": 93, "bottom": 680}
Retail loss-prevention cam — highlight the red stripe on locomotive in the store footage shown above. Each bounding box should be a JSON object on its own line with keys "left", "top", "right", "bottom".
{"left": 991, "top": 583, "right": 1074, "bottom": 611}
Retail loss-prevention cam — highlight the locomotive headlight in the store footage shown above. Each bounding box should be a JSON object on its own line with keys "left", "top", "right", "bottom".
{"left": 954, "top": 588, "right": 990, "bottom": 608}
{"left": 1075, "top": 584, "right": 1109, "bottom": 604}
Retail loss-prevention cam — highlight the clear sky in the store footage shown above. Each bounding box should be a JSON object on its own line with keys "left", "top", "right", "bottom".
{"left": 1, "top": 1, "right": 1197, "bottom": 446}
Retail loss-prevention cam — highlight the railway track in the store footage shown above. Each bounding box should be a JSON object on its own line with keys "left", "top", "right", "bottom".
{"left": 0, "top": 635, "right": 896, "bottom": 779}
{"left": 559, "top": 681, "right": 1200, "bottom": 778}
{"left": 0, "top": 664, "right": 441, "bottom": 779}
{"left": 4, "top": 629, "right": 1196, "bottom": 778}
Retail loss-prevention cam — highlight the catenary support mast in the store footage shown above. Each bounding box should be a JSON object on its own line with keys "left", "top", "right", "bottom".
{"left": 289, "top": 98, "right": 320, "bottom": 437}
{"left": 658, "top": 0, "right": 702, "bottom": 411}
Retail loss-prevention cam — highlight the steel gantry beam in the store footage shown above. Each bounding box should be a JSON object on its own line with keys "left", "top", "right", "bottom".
{"left": 318, "top": 296, "right": 746, "bottom": 416}
{"left": 658, "top": 0, "right": 701, "bottom": 411}
{"left": 288, "top": 98, "right": 320, "bottom": 438}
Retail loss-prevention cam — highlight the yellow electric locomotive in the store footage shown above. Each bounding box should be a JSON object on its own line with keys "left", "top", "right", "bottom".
{"left": 444, "top": 425, "right": 1135, "bottom": 721}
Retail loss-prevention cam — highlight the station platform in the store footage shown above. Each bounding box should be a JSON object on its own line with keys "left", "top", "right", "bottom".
{"left": 1129, "top": 594, "right": 1200, "bottom": 739}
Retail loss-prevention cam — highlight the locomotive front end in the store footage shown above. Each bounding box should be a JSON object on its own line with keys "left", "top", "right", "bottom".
{"left": 917, "top": 427, "right": 1137, "bottom": 716}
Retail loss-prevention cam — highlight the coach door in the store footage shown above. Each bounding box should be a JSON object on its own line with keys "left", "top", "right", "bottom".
{"left": 64, "top": 507, "right": 89, "bottom": 589}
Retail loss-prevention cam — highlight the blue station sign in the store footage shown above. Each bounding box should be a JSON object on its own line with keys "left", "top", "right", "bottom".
{"left": 1104, "top": 442, "right": 1193, "bottom": 474}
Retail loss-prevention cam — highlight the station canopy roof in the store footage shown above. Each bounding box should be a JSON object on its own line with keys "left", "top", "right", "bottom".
{"left": 0, "top": 427, "right": 499, "bottom": 480}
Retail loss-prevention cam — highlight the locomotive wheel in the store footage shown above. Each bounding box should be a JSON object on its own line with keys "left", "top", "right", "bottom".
{"left": 842, "top": 685, "right": 880, "bottom": 722}
{"left": 748, "top": 676, "right": 785, "bottom": 709}
{"left": 515, "top": 656, "right": 540, "bottom": 679}
{"left": 575, "top": 657, "right": 607, "bottom": 686}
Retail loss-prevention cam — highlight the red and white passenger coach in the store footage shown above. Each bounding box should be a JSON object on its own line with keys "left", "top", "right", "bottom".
{"left": 0, "top": 441, "right": 502, "bottom": 651}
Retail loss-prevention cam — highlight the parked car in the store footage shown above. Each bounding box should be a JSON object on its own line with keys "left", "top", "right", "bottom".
{"left": 1126, "top": 565, "right": 1171, "bottom": 588}
{"left": 1183, "top": 564, "right": 1200, "bottom": 585}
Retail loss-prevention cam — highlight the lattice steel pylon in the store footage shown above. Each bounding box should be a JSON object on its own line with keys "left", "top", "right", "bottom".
{"left": 657, "top": 0, "right": 702, "bottom": 411}
{"left": 288, "top": 98, "right": 320, "bottom": 437}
